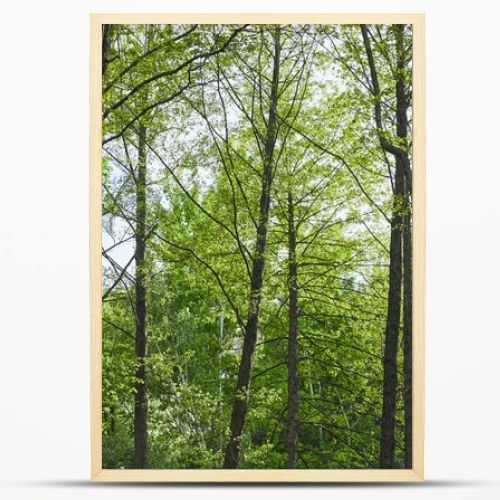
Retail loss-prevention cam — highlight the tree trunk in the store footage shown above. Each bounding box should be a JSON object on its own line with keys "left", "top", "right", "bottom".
{"left": 402, "top": 180, "right": 412, "bottom": 468}
{"left": 102, "top": 24, "right": 113, "bottom": 77}
{"left": 218, "top": 305, "right": 225, "bottom": 454}
{"left": 362, "top": 24, "right": 410, "bottom": 468}
{"left": 394, "top": 24, "right": 412, "bottom": 469}
{"left": 223, "top": 27, "right": 281, "bottom": 469}
{"left": 380, "top": 24, "right": 412, "bottom": 469}
{"left": 286, "top": 191, "right": 300, "bottom": 468}
{"left": 134, "top": 124, "right": 148, "bottom": 468}
{"left": 379, "top": 159, "right": 403, "bottom": 469}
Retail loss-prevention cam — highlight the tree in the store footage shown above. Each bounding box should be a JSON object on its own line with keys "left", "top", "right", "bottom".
{"left": 134, "top": 124, "right": 148, "bottom": 468}
{"left": 285, "top": 189, "right": 299, "bottom": 468}
{"left": 360, "top": 24, "right": 412, "bottom": 468}
{"left": 223, "top": 25, "right": 283, "bottom": 469}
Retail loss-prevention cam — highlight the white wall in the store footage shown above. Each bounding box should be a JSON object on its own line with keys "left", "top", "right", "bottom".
{"left": 1, "top": 0, "right": 499, "bottom": 498}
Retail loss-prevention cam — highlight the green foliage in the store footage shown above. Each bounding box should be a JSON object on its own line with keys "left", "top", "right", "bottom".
{"left": 101, "top": 23, "right": 412, "bottom": 470}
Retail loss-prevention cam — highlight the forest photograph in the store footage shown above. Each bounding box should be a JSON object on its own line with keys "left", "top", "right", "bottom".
{"left": 100, "top": 22, "right": 414, "bottom": 470}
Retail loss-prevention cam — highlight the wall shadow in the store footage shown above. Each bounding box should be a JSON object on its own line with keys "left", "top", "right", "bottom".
{"left": 17, "top": 479, "right": 497, "bottom": 489}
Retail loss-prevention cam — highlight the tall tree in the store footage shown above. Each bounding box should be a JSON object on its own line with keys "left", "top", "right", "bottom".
{"left": 134, "top": 124, "right": 148, "bottom": 468}
{"left": 361, "top": 24, "right": 411, "bottom": 468}
{"left": 399, "top": 24, "right": 413, "bottom": 466}
{"left": 223, "top": 25, "right": 282, "bottom": 469}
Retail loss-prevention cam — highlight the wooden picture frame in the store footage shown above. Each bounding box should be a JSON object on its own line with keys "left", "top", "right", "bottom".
{"left": 90, "top": 13, "right": 425, "bottom": 482}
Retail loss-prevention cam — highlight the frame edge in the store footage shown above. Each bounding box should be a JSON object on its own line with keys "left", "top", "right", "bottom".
{"left": 89, "top": 13, "right": 103, "bottom": 479}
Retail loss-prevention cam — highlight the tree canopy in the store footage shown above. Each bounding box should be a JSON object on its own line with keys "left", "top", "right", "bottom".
{"left": 101, "top": 23, "right": 413, "bottom": 470}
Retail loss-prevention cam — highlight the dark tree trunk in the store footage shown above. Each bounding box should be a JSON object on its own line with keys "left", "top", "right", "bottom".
{"left": 362, "top": 24, "right": 411, "bottom": 468}
{"left": 286, "top": 191, "right": 300, "bottom": 468}
{"left": 110, "top": 404, "right": 116, "bottom": 434}
{"left": 134, "top": 124, "right": 148, "bottom": 468}
{"left": 402, "top": 180, "right": 412, "bottom": 468}
{"left": 102, "top": 24, "right": 113, "bottom": 77}
{"left": 379, "top": 163, "right": 403, "bottom": 469}
{"left": 394, "top": 24, "right": 412, "bottom": 469}
{"left": 223, "top": 28, "right": 281, "bottom": 469}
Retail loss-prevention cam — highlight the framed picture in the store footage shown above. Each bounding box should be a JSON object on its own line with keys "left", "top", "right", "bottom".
{"left": 90, "top": 13, "right": 425, "bottom": 482}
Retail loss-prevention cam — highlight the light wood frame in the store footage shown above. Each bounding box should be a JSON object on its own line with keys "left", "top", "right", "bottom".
{"left": 90, "top": 13, "right": 425, "bottom": 482}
